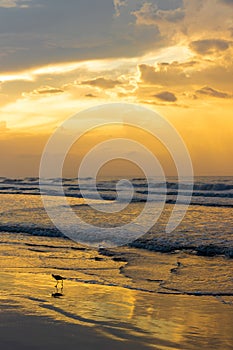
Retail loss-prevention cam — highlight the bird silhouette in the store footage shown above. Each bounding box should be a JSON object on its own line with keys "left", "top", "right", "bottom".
{"left": 170, "top": 261, "right": 182, "bottom": 274}
{"left": 52, "top": 274, "right": 66, "bottom": 287}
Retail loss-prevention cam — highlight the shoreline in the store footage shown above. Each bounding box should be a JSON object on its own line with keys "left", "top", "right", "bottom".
{"left": 1, "top": 275, "right": 233, "bottom": 350}
{"left": 0, "top": 234, "right": 233, "bottom": 349}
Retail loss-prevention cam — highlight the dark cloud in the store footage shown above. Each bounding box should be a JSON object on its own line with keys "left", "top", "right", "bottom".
{"left": 220, "top": 0, "right": 233, "bottom": 5}
{"left": 190, "top": 39, "right": 230, "bottom": 54}
{"left": 85, "top": 93, "right": 97, "bottom": 98}
{"left": 0, "top": 0, "right": 161, "bottom": 72}
{"left": 196, "top": 86, "right": 231, "bottom": 98}
{"left": 154, "top": 91, "right": 177, "bottom": 102}
{"left": 80, "top": 77, "right": 122, "bottom": 89}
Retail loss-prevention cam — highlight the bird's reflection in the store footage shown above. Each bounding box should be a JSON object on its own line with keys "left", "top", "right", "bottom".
{"left": 51, "top": 285, "right": 64, "bottom": 298}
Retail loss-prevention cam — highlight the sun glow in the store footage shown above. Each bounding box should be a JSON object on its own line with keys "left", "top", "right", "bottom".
{"left": 0, "top": 45, "right": 193, "bottom": 84}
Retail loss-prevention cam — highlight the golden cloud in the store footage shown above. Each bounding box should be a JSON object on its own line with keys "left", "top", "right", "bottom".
{"left": 132, "top": 3, "right": 185, "bottom": 25}
{"left": 0, "top": 0, "right": 31, "bottom": 8}
{"left": 113, "top": 0, "right": 127, "bottom": 17}
{"left": 139, "top": 57, "right": 233, "bottom": 91}
{"left": 22, "top": 86, "right": 64, "bottom": 97}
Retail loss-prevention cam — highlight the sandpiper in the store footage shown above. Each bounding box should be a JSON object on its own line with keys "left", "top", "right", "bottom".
{"left": 52, "top": 274, "right": 66, "bottom": 287}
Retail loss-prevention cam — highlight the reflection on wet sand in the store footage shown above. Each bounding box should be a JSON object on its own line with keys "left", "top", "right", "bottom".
{"left": 51, "top": 285, "right": 64, "bottom": 298}
{"left": 0, "top": 234, "right": 233, "bottom": 349}
{"left": 0, "top": 270, "right": 233, "bottom": 349}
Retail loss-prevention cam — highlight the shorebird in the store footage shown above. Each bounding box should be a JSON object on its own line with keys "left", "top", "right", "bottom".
{"left": 170, "top": 261, "right": 182, "bottom": 274}
{"left": 52, "top": 274, "right": 66, "bottom": 287}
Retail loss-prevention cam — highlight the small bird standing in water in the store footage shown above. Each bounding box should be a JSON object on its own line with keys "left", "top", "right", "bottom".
{"left": 170, "top": 261, "right": 182, "bottom": 274}
{"left": 52, "top": 274, "right": 66, "bottom": 287}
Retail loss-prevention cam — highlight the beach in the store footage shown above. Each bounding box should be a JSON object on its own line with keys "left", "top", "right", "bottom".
{"left": 0, "top": 177, "right": 233, "bottom": 349}
{"left": 0, "top": 232, "right": 233, "bottom": 350}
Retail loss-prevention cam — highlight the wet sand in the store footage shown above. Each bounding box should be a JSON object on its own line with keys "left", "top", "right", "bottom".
{"left": 0, "top": 309, "right": 153, "bottom": 350}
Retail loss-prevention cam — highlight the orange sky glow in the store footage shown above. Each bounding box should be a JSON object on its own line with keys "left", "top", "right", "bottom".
{"left": 0, "top": 0, "right": 232, "bottom": 177}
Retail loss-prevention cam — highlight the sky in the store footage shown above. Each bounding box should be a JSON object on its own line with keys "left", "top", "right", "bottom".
{"left": 0, "top": 0, "right": 232, "bottom": 177}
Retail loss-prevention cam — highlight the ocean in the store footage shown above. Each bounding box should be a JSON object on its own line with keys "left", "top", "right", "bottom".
{"left": 0, "top": 176, "right": 232, "bottom": 255}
